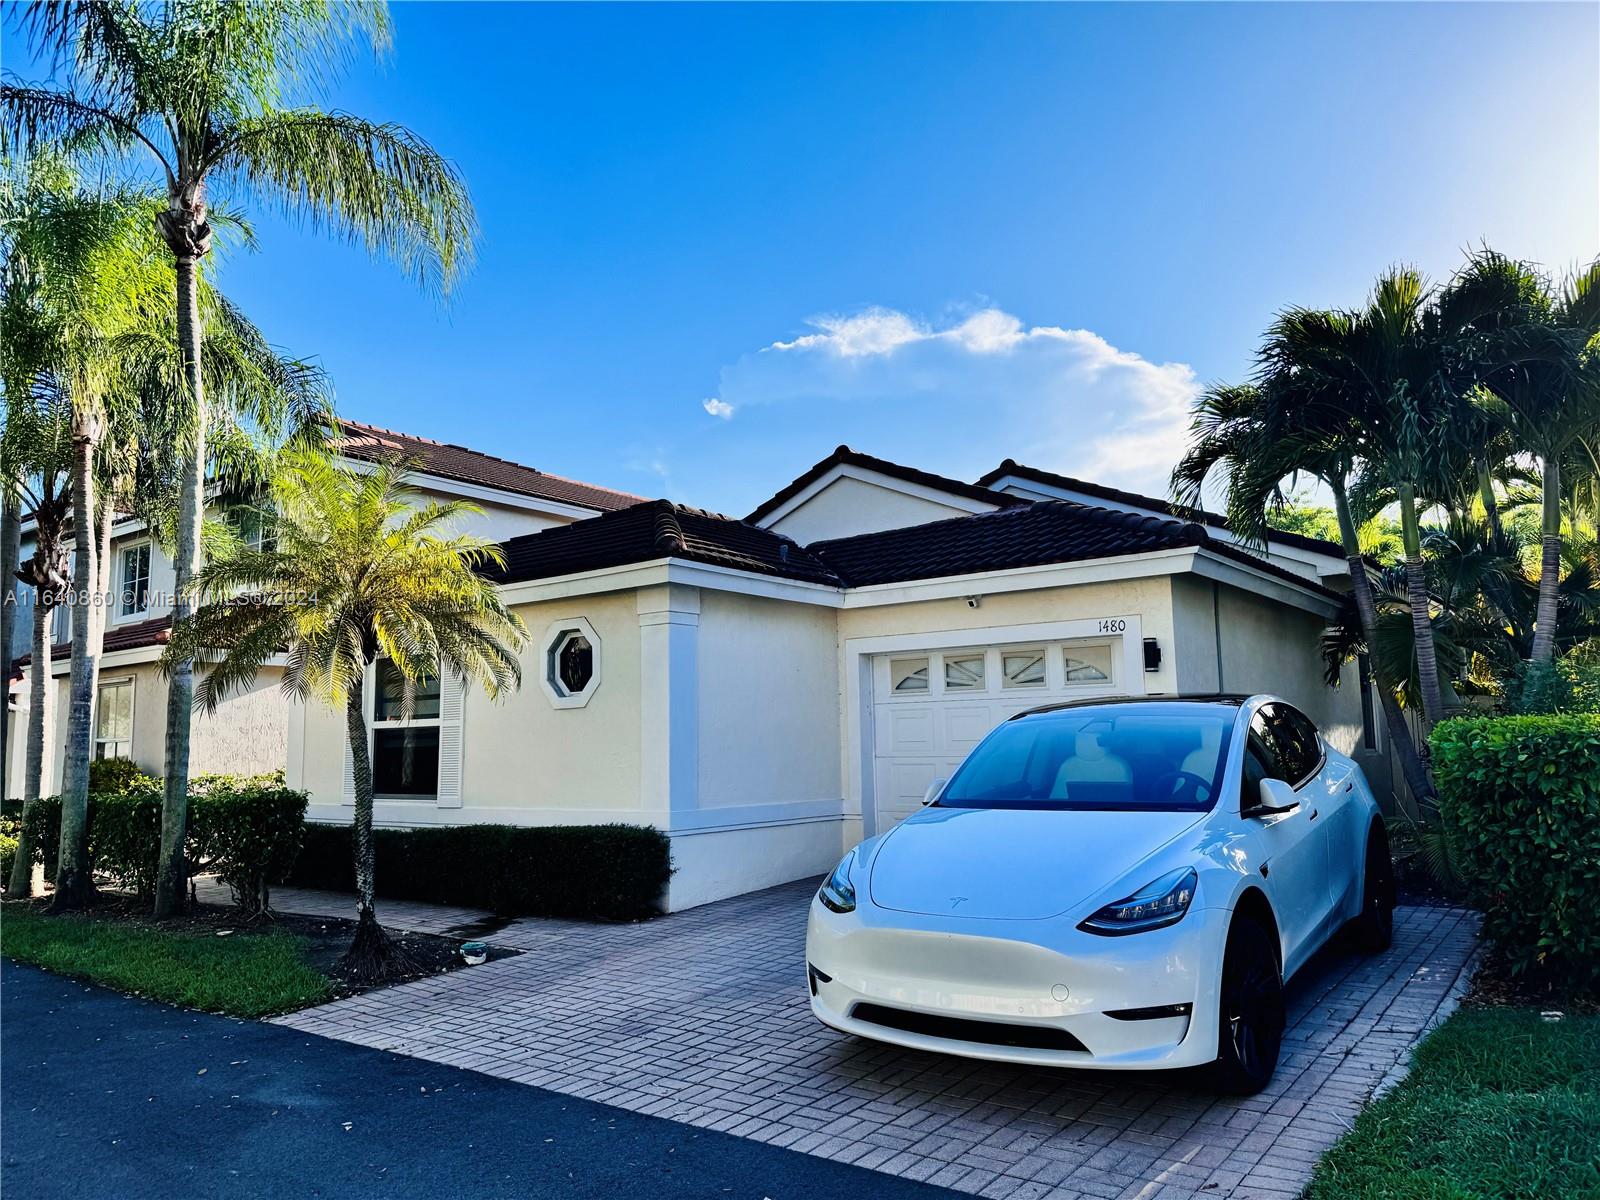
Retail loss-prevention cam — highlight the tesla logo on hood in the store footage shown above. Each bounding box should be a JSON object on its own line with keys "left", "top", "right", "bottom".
{"left": 949, "top": 896, "right": 969, "bottom": 908}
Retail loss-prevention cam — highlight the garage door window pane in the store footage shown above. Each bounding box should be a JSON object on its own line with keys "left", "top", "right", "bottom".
{"left": 1002, "top": 650, "right": 1045, "bottom": 688}
{"left": 891, "top": 657, "right": 930, "bottom": 693}
{"left": 1063, "top": 644, "right": 1113, "bottom": 684}
{"left": 944, "top": 654, "right": 985, "bottom": 691}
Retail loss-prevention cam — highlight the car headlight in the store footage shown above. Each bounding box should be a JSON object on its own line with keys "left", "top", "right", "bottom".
{"left": 819, "top": 850, "right": 858, "bottom": 914}
{"left": 1078, "top": 867, "right": 1197, "bottom": 936}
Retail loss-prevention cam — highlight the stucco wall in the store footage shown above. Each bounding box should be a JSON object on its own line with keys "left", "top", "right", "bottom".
{"left": 1168, "top": 576, "right": 1373, "bottom": 776}
{"left": 292, "top": 590, "right": 644, "bottom": 826}
{"left": 765, "top": 476, "right": 983, "bottom": 544}
{"left": 32, "top": 661, "right": 288, "bottom": 791}
{"left": 695, "top": 591, "right": 840, "bottom": 809}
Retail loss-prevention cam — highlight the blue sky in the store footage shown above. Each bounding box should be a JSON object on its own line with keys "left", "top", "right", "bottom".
{"left": 13, "top": 2, "right": 1598, "bottom": 513}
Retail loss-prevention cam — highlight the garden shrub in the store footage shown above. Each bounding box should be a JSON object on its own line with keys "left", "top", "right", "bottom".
{"left": 87, "top": 756, "right": 155, "bottom": 794}
{"left": 1502, "top": 658, "right": 1600, "bottom": 715}
{"left": 87, "top": 776, "right": 165, "bottom": 896}
{"left": 286, "top": 822, "right": 673, "bottom": 920}
{"left": 1431, "top": 714, "right": 1600, "bottom": 982}
{"left": 0, "top": 831, "right": 16, "bottom": 882}
{"left": 17, "top": 772, "right": 308, "bottom": 913}
{"left": 188, "top": 773, "right": 308, "bottom": 916}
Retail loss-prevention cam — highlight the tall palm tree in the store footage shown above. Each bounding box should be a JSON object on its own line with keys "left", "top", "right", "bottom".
{"left": 2, "top": 0, "right": 475, "bottom": 916}
{"left": 1172, "top": 380, "right": 1438, "bottom": 808}
{"left": 0, "top": 160, "right": 170, "bottom": 906}
{"left": 162, "top": 452, "right": 524, "bottom": 978}
{"left": 1, "top": 157, "right": 331, "bottom": 903}
{"left": 1438, "top": 252, "right": 1600, "bottom": 663}
{"left": 0, "top": 389, "right": 72, "bottom": 899}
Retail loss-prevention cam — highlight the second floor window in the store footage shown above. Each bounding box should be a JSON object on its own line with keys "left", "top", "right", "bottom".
{"left": 119, "top": 544, "right": 151, "bottom": 617}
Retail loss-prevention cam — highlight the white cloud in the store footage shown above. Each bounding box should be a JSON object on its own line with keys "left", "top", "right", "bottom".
{"left": 700, "top": 306, "right": 1201, "bottom": 495}
{"left": 702, "top": 397, "right": 735, "bottom": 420}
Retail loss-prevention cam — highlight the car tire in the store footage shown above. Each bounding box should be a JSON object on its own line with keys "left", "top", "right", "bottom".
{"left": 1347, "top": 827, "right": 1395, "bottom": 953}
{"left": 1211, "top": 915, "right": 1285, "bottom": 1095}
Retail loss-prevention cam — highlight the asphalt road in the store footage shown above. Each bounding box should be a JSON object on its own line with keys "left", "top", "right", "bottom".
{"left": 2, "top": 961, "right": 959, "bottom": 1199}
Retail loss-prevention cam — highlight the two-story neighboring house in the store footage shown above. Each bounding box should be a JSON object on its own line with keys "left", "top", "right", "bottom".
{"left": 1, "top": 421, "right": 645, "bottom": 798}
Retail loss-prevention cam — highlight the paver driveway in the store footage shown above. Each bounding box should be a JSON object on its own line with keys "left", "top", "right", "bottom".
{"left": 273, "top": 879, "right": 1480, "bottom": 1200}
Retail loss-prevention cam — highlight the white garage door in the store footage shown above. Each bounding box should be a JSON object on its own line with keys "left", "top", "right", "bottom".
{"left": 871, "top": 638, "right": 1128, "bottom": 833}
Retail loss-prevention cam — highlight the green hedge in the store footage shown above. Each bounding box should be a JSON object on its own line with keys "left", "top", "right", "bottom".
{"left": 20, "top": 773, "right": 307, "bottom": 912}
{"left": 285, "top": 823, "right": 673, "bottom": 920}
{"left": 1432, "top": 714, "right": 1600, "bottom": 982}
{"left": 0, "top": 832, "right": 16, "bottom": 882}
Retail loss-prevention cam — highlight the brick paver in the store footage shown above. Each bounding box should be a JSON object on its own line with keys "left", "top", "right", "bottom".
{"left": 271, "top": 880, "right": 1480, "bottom": 1200}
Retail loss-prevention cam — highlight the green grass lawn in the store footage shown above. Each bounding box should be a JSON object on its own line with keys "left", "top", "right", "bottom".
{"left": 1305, "top": 1006, "right": 1600, "bottom": 1200}
{"left": 1, "top": 906, "right": 331, "bottom": 1018}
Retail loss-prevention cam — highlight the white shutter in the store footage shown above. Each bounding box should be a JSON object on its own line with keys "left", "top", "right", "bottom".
{"left": 435, "top": 673, "right": 466, "bottom": 808}
{"left": 341, "top": 710, "right": 357, "bottom": 806}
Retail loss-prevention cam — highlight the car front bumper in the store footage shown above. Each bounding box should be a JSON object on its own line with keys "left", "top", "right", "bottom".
{"left": 806, "top": 894, "right": 1231, "bottom": 1070}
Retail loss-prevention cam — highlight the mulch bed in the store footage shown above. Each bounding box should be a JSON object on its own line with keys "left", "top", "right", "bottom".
{"left": 7, "top": 893, "right": 517, "bottom": 1001}
{"left": 1463, "top": 945, "right": 1599, "bottom": 1016}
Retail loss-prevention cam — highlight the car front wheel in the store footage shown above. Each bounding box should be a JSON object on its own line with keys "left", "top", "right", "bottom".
{"left": 1211, "top": 914, "right": 1284, "bottom": 1094}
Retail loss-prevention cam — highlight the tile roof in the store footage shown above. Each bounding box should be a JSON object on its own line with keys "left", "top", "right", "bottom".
{"left": 488, "top": 500, "right": 841, "bottom": 587}
{"left": 335, "top": 420, "right": 647, "bottom": 513}
{"left": 977, "top": 460, "right": 1348, "bottom": 559}
{"left": 808, "top": 499, "right": 1338, "bottom": 598}
{"left": 745, "top": 445, "right": 1028, "bottom": 524}
{"left": 15, "top": 613, "right": 173, "bottom": 667}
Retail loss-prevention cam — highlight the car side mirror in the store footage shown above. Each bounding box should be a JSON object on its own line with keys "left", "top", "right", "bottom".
{"left": 923, "top": 777, "right": 948, "bottom": 806}
{"left": 1245, "top": 777, "right": 1299, "bottom": 818}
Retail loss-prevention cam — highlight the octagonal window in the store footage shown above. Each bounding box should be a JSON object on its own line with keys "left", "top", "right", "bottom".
{"left": 543, "top": 621, "right": 600, "bottom": 708}
{"left": 553, "top": 632, "right": 593, "bottom": 696}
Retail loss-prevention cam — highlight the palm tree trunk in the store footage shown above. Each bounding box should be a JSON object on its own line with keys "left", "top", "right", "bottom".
{"left": 0, "top": 493, "right": 19, "bottom": 797}
{"left": 1395, "top": 482, "right": 1445, "bottom": 726}
{"left": 154, "top": 253, "right": 207, "bottom": 918}
{"left": 1530, "top": 456, "right": 1563, "bottom": 663}
{"left": 1331, "top": 480, "right": 1436, "bottom": 810}
{"left": 51, "top": 413, "right": 99, "bottom": 909}
{"left": 338, "top": 673, "right": 406, "bottom": 982}
{"left": 5, "top": 590, "right": 53, "bottom": 898}
{"left": 1476, "top": 460, "right": 1507, "bottom": 554}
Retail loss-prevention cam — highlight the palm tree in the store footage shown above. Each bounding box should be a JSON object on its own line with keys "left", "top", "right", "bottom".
{"left": 1, "top": 157, "right": 331, "bottom": 902}
{"left": 162, "top": 452, "right": 524, "bottom": 978}
{"left": 1437, "top": 251, "right": 1600, "bottom": 663}
{"left": 2, "top": 0, "right": 475, "bottom": 916}
{"left": 0, "top": 392, "right": 71, "bottom": 899}
{"left": 0, "top": 161, "right": 171, "bottom": 906}
{"left": 1172, "top": 380, "right": 1438, "bottom": 808}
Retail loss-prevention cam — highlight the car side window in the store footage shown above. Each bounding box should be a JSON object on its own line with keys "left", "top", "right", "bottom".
{"left": 1261, "top": 703, "right": 1322, "bottom": 787}
{"left": 1239, "top": 739, "right": 1275, "bottom": 813}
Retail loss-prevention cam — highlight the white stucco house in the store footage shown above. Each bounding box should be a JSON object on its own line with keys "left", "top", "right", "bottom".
{"left": 6, "top": 435, "right": 1396, "bottom": 913}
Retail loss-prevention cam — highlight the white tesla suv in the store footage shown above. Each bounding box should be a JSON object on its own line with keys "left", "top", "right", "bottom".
{"left": 806, "top": 695, "right": 1394, "bottom": 1093}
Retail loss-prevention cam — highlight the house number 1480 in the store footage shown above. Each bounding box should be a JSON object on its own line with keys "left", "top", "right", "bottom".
{"left": 1097, "top": 619, "right": 1127, "bottom": 633}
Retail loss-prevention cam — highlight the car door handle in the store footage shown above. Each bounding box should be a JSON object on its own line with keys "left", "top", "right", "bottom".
{"left": 1308, "top": 807, "right": 1320, "bottom": 821}
{"left": 1344, "top": 782, "right": 1353, "bottom": 793}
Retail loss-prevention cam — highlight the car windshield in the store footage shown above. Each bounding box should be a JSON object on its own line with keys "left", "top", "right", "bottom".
{"left": 937, "top": 703, "right": 1236, "bottom": 812}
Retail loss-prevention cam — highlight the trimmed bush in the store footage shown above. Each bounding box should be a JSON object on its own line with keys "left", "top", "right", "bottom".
{"left": 285, "top": 823, "right": 673, "bottom": 920}
{"left": 0, "top": 832, "right": 16, "bottom": 882}
{"left": 18, "top": 772, "right": 308, "bottom": 912}
{"left": 89, "top": 777, "right": 166, "bottom": 896}
{"left": 88, "top": 756, "right": 155, "bottom": 794}
{"left": 188, "top": 773, "right": 308, "bottom": 916}
{"left": 1432, "top": 714, "right": 1600, "bottom": 982}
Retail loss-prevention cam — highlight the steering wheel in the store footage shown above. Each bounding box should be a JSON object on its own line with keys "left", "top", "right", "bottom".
{"left": 1149, "top": 769, "right": 1213, "bottom": 806}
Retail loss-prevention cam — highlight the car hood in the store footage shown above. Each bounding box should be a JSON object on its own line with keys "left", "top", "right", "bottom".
{"left": 867, "top": 805, "right": 1206, "bottom": 921}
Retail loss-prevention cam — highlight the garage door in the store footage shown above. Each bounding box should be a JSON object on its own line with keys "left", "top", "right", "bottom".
{"left": 871, "top": 638, "right": 1127, "bottom": 833}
